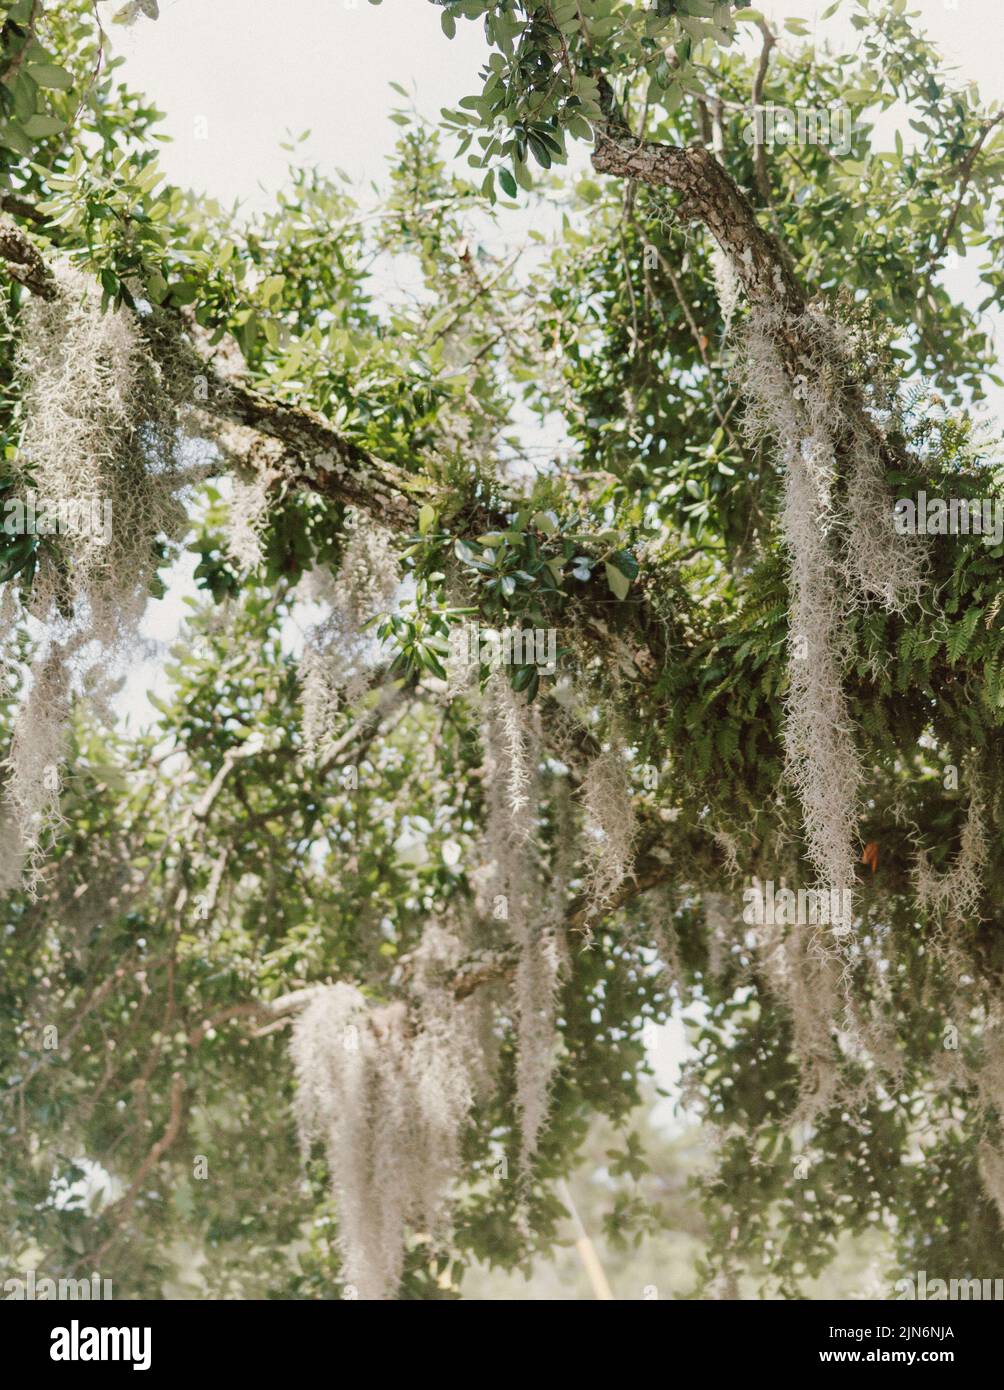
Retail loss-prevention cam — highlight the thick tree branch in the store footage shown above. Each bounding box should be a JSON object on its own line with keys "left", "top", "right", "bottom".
{"left": 0, "top": 214, "right": 56, "bottom": 297}
{"left": 199, "top": 378, "right": 430, "bottom": 531}
{"left": 591, "top": 126, "right": 803, "bottom": 311}
{"left": 0, "top": 193, "right": 47, "bottom": 224}
{"left": 0, "top": 214, "right": 431, "bottom": 529}
{"left": 0, "top": 212, "right": 671, "bottom": 684}
{"left": 590, "top": 122, "right": 925, "bottom": 487}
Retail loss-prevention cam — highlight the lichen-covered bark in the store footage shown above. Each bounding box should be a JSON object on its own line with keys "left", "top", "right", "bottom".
{"left": 200, "top": 378, "right": 429, "bottom": 530}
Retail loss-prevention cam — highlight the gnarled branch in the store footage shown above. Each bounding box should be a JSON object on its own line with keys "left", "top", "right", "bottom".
{"left": 591, "top": 127, "right": 804, "bottom": 311}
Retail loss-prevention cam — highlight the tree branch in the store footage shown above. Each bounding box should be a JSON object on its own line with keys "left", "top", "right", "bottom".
{"left": 591, "top": 126, "right": 804, "bottom": 312}
{"left": 0, "top": 214, "right": 431, "bottom": 529}
{"left": 750, "top": 19, "right": 776, "bottom": 209}
{"left": 921, "top": 110, "right": 1004, "bottom": 305}
{"left": 0, "top": 214, "right": 56, "bottom": 297}
{"left": 82, "top": 1070, "right": 185, "bottom": 1271}
{"left": 199, "top": 377, "right": 430, "bottom": 531}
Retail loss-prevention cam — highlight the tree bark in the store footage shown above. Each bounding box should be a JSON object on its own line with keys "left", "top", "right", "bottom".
{"left": 199, "top": 377, "right": 430, "bottom": 531}
{"left": 591, "top": 127, "right": 804, "bottom": 311}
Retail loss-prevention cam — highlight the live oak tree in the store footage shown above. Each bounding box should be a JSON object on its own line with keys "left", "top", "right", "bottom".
{"left": 2, "top": 0, "right": 1004, "bottom": 1298}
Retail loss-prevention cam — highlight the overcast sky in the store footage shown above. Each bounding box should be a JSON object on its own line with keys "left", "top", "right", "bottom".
{"left": 114, "top": 1, "right": 1002, "bottom": 209}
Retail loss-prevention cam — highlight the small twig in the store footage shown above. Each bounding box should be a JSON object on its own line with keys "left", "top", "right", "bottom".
{"left": 750, "top": 20, "right": 776, "bottom": 208}
{"left": 921, "top": 111, "right": 1004, "bottom": 304}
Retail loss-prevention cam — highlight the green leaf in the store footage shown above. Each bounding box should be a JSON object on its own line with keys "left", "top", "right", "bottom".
{"left": 418, "top": 504, "right": 436, "bottom": 536}
{"left": 528, "top": 134, "right": 552, "bottom": 169}
{"left": 498, "top": 167, "right": 518, "bottom": 199}
{"left": 170, "top": 281, "right": 198, "bottom": 306}
{"left": 27, "top": 63, "right": 74, "bottom": 91}
{"left": 605, "top": 563, "right": 631, "bottom": 601}
{"left": 12, "top": 72, "right": 37, "bottom": 123}
{"left": 0, "top": 122, "right": 35, "bottom": 158}
{"left": 610, "top": 549, "right": 639, "bottom": 580}
{"left": 22, "top": 114, "right": 64, "bottom": 137}
{"left": 258, "top": 274, "right": 286, "bottom": 305}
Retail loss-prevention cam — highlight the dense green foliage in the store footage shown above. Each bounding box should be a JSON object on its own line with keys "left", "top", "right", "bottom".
{"left": 3, "top": 0, "right": 1004, "bottom": 1299}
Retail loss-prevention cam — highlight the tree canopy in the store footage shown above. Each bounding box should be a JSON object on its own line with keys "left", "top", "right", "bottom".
{"left": 2, "top": 0, "right": 1004, "bottom": 1299}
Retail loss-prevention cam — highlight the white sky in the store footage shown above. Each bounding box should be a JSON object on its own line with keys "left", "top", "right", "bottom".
{"left": 114, "top": 0, "right": 1003, "bottom": 209}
